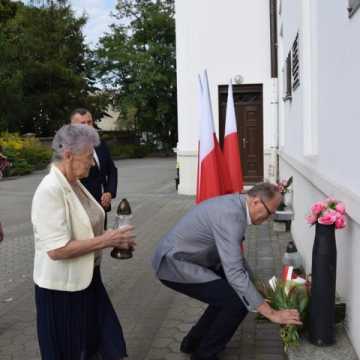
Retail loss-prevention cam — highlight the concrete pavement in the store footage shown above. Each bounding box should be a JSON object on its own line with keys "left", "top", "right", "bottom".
{"left": 0, "top": 158, "right": 287, "bottom": 360}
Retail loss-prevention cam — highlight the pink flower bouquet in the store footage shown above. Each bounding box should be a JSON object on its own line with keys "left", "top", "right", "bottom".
{"left": 306, "top": 198, "right": 346, "bottom": 230}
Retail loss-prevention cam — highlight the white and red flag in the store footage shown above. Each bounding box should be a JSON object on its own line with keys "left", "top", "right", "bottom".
{"left": 223, "top": 80, "right": 244, "bottom": 193}
{"left": 196, "top": 71, "right": 232, "bottom": 204}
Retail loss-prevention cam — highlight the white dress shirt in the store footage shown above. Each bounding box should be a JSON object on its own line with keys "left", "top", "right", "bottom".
{"left": 245, "top": 201, "right": 252, "bottom": 225}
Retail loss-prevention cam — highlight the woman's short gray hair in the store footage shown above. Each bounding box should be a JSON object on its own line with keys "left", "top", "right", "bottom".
{"left": 52, "top": 124, "right": 100, "bottom": 161}
{"left": 247, "top": 182, "right": 280, "bottom": 201}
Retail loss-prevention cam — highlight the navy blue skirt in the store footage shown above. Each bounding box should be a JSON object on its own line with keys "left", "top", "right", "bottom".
{"left": 35, "top": 267, "right": 127, "bottom": 360}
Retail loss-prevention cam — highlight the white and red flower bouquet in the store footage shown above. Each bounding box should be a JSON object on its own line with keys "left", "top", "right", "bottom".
{"left": 257, "top": 268, "right": 310, "bottom": 351}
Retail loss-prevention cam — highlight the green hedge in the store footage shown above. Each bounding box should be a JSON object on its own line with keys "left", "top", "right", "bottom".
{"left": 0, "top": 133, "right": 52, "bottom": 177}
{"left": 109, "top": 144, "right": 154, "bottom": 159}
{"left": 0, "top": 133, "right": 162, "bottom": 177}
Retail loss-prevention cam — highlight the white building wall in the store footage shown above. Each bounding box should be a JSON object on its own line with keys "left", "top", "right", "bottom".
{"left": 278, "top": 0, "right": 360, "bottom": 354}
{"left": 176, "top": 0, "right": 276, "bottom": 195}
{"left": 97, "top": 109, "right": 120, "bottom": 131}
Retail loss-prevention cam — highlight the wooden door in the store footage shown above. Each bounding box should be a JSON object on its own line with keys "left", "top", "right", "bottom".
{"left": 219, "top": 84, "right": 263, "bottom": 184}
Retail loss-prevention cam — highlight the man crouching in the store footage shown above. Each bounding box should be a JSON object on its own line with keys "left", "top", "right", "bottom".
{"left": 152, "top": 183, "right": 301, "bottom": 360}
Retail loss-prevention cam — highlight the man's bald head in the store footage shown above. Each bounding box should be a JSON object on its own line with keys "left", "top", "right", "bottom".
{"left": 70, "top": 108, "right": 93, "bottom": 127}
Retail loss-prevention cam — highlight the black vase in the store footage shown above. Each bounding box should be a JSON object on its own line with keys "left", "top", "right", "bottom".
{"left": 309, "top": 223, "right": 337, "bottom": 346}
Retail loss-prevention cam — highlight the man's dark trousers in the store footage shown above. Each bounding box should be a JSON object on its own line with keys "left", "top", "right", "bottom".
{"left": 161, "top": 275, "right": 248, "bottom": 359}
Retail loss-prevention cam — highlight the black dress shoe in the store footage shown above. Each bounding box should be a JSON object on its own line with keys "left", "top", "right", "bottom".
{"left": 180, "top": 336, "right": 201, "bottom": 354}
{"left": 190, "top": 354, "right": 219, "bottom": 360}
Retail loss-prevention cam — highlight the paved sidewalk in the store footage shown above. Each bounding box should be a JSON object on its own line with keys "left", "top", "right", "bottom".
{"left": 0, "top": 158, "right": 290, "bottom": 359}
{"left": 144, "top": 223, "right": 289, "bottom": 360}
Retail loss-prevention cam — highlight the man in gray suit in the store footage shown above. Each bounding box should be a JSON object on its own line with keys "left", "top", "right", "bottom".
{"left": 152, "top": 183, "right": 301, "bottom": 360}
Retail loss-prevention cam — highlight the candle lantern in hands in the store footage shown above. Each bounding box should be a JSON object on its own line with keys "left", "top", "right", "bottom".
{"left": 111, "top": 198, "right": 133, "bottom": 259}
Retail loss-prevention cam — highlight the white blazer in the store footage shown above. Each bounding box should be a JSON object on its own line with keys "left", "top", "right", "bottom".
{"left": 31, "top": 165, "right": 105, "bottom": 291}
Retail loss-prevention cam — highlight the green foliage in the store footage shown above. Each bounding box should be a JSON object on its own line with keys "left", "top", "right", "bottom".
{"left": 257, "top": 279, "right": 310, "bottom": 352}
{"left": 109, "top": 143, "right": 152, "bottom": 159}
{"left": 0, "top": 0, "right": 110, "bottom": 136}
{"left": 97, "top": 0, "right": 177, "bottom": 147}
{"left": 286, "top": 176, "right": 293, "bottom": 188}
{"left": 4, "top": 155, "right": 33, "bottom": 176}
{"left": 0, "top": 133, "right": 52, "bottom": 176}
{"left": 0, "top": 0, "right": 17, "bottom": 23}
{"left": 20, "top": 138, "right": 52, "bottom": 170}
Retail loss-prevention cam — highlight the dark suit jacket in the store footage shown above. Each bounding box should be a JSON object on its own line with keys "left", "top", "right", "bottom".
{"left": 80, "top": 139, "right": 117, "bottom": 212}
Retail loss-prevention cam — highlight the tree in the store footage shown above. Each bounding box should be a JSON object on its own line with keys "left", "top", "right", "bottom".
{"left": 0, "top": 0, "right": 19, "bottom": 131}
{"left": 97, "top": 0, "right": 177, "bottom": 148}
{"left": 0, "top": 0, "right": 109, "bottom": 135}
{"left": 0, "top": 0, "right": 17, "bottom": 23}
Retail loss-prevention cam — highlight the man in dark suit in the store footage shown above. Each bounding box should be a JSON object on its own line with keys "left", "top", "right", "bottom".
{"left": 152, "top": 183, "right": 301, "bottom": 360}
{"left": 70, "top": 109, "right": 117, "bottom": 226}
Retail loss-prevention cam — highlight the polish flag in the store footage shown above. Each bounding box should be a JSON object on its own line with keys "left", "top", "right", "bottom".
{"left": 196, "top": 71, "right": 232, "bottom": 204}
{"left": 281, "top": 266, "right": 296, "bottom": 281}
{"left": 223, "top": 80, "right": 244, "bottom": 193}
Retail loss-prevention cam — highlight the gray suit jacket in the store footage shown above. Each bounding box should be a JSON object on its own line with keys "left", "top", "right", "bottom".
{"left": 152, "top": 194, "right": 264, "bottom": 311}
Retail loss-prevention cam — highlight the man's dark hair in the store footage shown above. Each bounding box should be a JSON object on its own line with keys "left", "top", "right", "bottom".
{"left": 70, "top": 108, "right": 91, "bottom": 119}
{"left": 247, "top": 182, "right": 280, "bottom": 201}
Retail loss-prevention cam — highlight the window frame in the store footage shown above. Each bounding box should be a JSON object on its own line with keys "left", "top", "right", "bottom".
{"left": 292, "top": 33, "right": 300, "bottom": 91}
{"left": 283, "top": 51, "right": 292, "bottom": 101}
{"left": 348, "top": 0, "right": 360, "bottom": 18}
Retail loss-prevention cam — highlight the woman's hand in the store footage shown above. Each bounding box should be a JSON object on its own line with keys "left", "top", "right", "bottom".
{"left": 47, "top": 225, "right": 136, "bottom": 260}
{"left": 101, "top": 225, "right": 136, "bottom": 250}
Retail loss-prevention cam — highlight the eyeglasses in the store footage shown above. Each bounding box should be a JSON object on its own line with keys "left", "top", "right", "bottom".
{"left": 260, "top": 198, "right": 273, "bottom": 217}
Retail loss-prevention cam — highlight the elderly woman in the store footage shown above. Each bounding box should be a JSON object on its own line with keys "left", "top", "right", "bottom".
{"left": 32, "top": 124, "right": 135, "bottom": 360}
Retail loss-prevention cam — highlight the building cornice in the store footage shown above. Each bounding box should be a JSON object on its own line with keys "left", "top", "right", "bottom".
{"left": 279, "top": 151, "right": 360, "bottom": 225}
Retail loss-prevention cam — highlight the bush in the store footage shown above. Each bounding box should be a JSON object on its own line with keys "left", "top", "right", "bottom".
{"left": 21, "top": 138, "right": 52, "bottom": 170}
{"left": 0, "top": 133, "right": 52, "bottom": 177}
{"left": 108, "top": 143, "right": 151, "bottom": 159}
{"left": 5, "top": 158, "right": 33, "bottom": 176}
